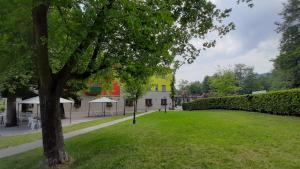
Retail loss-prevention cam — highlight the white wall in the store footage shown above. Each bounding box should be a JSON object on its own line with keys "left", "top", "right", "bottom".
{"left": 69, "top": 91, "right": 172, "bottom": 116}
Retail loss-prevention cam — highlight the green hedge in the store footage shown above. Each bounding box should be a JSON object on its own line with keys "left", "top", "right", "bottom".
{"left": 182, "top": 89, "right": 300, "bottom": 116}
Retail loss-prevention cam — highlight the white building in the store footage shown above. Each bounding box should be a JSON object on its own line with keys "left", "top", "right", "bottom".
{"left": 70, "top": 75, "right": 173, "bottom": 117}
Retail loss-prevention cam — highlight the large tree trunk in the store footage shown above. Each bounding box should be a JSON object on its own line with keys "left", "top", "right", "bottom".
{"left": 33, "top": 3, "right": 68, "bottom": 167}
{"left": 5, "top": 96, "right": 17, "bottom": 127}
{"left": 40, "top": 93, "right": 68, "bottom": 166}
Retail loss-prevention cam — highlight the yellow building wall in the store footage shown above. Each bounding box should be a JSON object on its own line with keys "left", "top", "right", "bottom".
{"left": 149, "top": 74, "right": 172, "bottom": 92}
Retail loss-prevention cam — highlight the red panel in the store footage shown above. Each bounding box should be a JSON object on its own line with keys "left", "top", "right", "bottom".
{"left": 84, "top": 80, "right": 121, "bottom": 97}
{"left": 101, "top": 80, "right": 120, "bottom": 96}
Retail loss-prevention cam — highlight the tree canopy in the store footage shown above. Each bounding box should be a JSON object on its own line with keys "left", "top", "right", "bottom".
{"left": 209, "top": 68, "right": 241, "bottom": 96}
{"left": 0, "top": 0, "right": 245, "bottom": 166}
{"left": 0, "top": 0, "right": 34, "bottom": 96}
{"left": 274, "top": 0, "right": 300, "bottom": 88}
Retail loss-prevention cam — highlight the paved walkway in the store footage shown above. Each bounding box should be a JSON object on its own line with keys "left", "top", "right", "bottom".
{"left": 0, "top": 111, "right": 154, "bottom": 159}
{"left": 0, "top": 116, "right": 107, "bottom": 136}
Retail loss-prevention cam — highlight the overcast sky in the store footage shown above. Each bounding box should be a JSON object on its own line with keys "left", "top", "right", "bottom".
{"left": 176, "top": 0, "right": 286, "bottom": 83}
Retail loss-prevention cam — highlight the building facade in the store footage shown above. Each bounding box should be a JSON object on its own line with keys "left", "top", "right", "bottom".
{"left": 65, "top": 74, "right": 173, "bottom": 117}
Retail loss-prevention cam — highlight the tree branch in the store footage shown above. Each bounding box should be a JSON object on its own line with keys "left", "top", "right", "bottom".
{"left": 56, "top": 0, "right": 115, "bottom": 85}
{"left": 70, "top": 52, "right": 110, "bottom": 80}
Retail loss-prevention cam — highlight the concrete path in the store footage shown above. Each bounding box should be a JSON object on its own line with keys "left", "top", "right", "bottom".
{"left": 0, "top": 114, "right": 129, "bottom": 136}
{"left": 0, "top": 116, "right": 107, "bottom": 136}
{"left": 0, "top": 111, "right": 154, "bottom": 159}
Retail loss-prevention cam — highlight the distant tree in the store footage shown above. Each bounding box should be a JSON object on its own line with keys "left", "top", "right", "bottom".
{"left": 122, "top": 67, "right": 150, "bottom": 124}
{"left": 256, "top": 71, "right": 287, "bottom": 91}
{"left": 242, "top": 73, "right": 259, "bottom": 93}
{"left": 188, "top": 81, "right": 203, "bottom": 95}
{"left": 178, "top": 80, "right": 190, "bottom": 95}
{"left": 234, "top": 64, "right": 258, "bottom": 94}
{"left": 202, "top": 76, "right": 211, "bottom": 94}
{"left": 274, "top": 0, "right": 300, "bottom": 88}
{"left": 170, "top": 61, "right": 182, "bottom": 109}
{"left": 274, "top": 48, "right": 300, "bottom": 88}
{"left": 177, "top": 80, "right": 190, "bottom": 103}
{"left": 210, "top": 69, "right": 241, "bottom": 96}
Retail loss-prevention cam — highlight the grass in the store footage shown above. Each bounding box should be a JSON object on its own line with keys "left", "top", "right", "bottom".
{"left": 0, "top": 113, "right": 136, "bottom": 149}
{"left": 1, "top": 110, "right": 300, "bottom": 169}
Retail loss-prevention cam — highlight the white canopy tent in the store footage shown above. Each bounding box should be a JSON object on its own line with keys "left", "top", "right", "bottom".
{"left": 88, "top": 97, "right": 118, "bottom": 117}
{"left": 18, "top": 96, "right": 74, "bottom": 125}
{"left": 19, "top": 96, "right": 74, "bottom": 104}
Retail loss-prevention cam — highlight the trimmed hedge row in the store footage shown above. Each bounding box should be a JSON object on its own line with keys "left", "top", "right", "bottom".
{"left": 182, "top": 89, "right": 300, "bottom": 116}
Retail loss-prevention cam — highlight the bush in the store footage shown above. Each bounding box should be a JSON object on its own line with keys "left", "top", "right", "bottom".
{"left": 182, "top": 89, "right": 300, "bottom": 116}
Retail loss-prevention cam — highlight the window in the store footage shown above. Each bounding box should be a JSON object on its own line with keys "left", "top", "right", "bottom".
{"left": 161, "top": 74, "right": 166, "bottom": 79}
{"left": 125, "top": 99, "right": 134, "bottom": 107}
{"left": 145, "top": 99, "right": 152, "bottom": 107}
{"left": 162, "top": 85, "right": 166, "bottom": 92}
{"left": 155, "top": 85, "right": 158, "bottom": 92}
{"left": 161, "top": 99, "right": 167, "bottom": 106}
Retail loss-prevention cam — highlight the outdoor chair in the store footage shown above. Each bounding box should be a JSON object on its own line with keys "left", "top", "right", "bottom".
{"left": 18, "top": 113, "right": 28, "bottom": 126}
{"left": 28, "top": 116, "right": 40, "bottom": 130}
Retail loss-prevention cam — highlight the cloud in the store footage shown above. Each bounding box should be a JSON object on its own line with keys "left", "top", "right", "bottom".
{"left": 212, "top": 36, "right": 280, "bottom": 72}
{"left": 176, "top": 0, "right": 285, "bottom": 83}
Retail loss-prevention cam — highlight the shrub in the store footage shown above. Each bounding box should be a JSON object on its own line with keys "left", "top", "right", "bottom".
{"left": 182, "top": 89, "right": 300, "bottom": 116}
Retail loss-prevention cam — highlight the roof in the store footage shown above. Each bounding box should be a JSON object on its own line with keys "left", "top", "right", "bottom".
{"left": 19, "top": 96, "right": 74, "bottom": 104}
{"left": 89, "top": 97, "right": 118, "bottom": 103}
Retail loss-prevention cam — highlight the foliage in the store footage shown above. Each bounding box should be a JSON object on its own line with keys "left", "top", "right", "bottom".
{"left": 274, "top": 47, "right": 300, "bottom": 87}
{"left": 42, "top": 0, "right": 234, "bottom": 78}
{"left": 0, "top": 0, "right": 35, "bottom": 96}
{"left": 121, "top": 66, "right": 151, "bottom": 102}
{"left": 274, "top": 0, "right": 300, "bottom": 88}
{"left": 188, "top": 81, "right": 203, "bottom": 95}
{"left": 202, "top": 76, "right": 211, "bottom": 93}
{"left": 170, "top": 61, "right": 182, "bottom": 108}
{"left": 178, "top": 63, "right": 289, "bottom": 97}
{"left": 209, "top": 68, "right": 241, "bottom": 96}
{"left": 177, "top": 80, "right": 203, "bottom": 96}
{"left": 183, "top": 88, "right": 300, "bottom": 116}
{"left": 121, "top": 64, "right": 151, "bottom": 123}
{"left": 123, "top": 78, "right": 149, "bottom": 102}
{"left": 234, "top": 64, "right": 257, "bottom": 94}
{"left": 177, "top": 79, "right": 191, "bottom": 97}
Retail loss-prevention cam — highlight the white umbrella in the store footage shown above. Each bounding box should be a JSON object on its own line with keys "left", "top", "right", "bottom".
{"left": 19, "top": 96, "right": 40, "bottom": 104}
{"left": 20, "top": 96, "right": 74, "bottom": 104}
{"left": 89, "top": 97, "right": 118, "bottom": 103}
{"left": 88, "top": 97, "right": 118, "bottom": 117}
{"left": 18, "top": 96, "right": 74, "bottom": 125}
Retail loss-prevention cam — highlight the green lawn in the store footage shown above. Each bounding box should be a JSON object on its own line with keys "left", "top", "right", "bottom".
{"left": 0, "top": 113, "right": 136, "bottom": 149}
{"left": 1, "top": 110, "right": 300, "bottom": 169}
